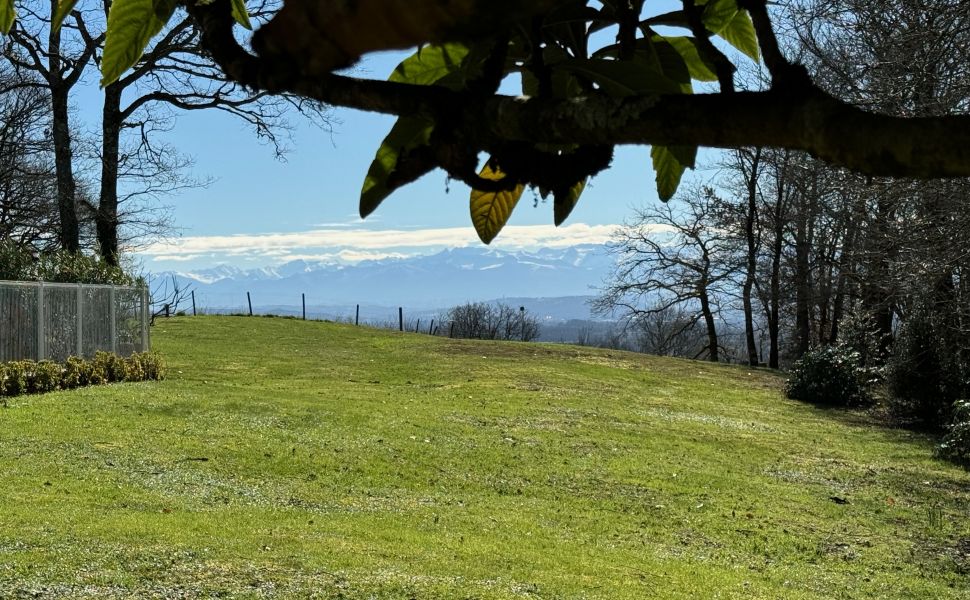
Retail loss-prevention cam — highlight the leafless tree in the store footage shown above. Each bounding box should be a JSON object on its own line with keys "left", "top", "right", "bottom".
{"left": 3, "top": 0, "right": 329, "bottom": 263}
{"left": 594, "top": 187, "right": 740, "bottom": 362}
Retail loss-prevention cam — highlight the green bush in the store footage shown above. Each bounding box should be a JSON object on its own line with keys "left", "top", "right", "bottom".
{"left": 937, "top": 400, "right": 970, "bottom": 467}
{"left": 785, "top": 344, "right": 870, "bottom": 407}
{"left": 0, "top": 240, "right": 138, "bottom": 286}
{"left": 32, "top": 361, "right": 62, "bottom": 393}
{"left": 135, "top": 351, "right": 165, "bottom": 381}
{"left": 0, "top": 351, "right": 164, "bottom": 401}
{"left": 61, "top": 357, "right": 88, "bottom": 389}
{"left": 1, "top": 361, "right": 29, "bottom": 397}
{"left": 886, "top": 309, "right": 965, "bottom": 429}
{"left": 91, "top": 351, "right": 126, "bottom": 383}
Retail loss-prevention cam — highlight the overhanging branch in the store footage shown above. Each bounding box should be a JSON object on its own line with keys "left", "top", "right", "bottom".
{"left": 184, "top": 0, "right": 970, "bottom": 180}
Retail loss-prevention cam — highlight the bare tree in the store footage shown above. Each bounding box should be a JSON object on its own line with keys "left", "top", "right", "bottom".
{"left": 3, "top": 0, "right": 329, "bottom": 263}
{"left": 594, "top": 187, "right": 740, "bottom": 362}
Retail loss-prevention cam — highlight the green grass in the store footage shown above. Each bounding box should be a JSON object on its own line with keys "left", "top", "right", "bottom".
{"left": 1, "top": 316, "right": 968, "bottom": 598}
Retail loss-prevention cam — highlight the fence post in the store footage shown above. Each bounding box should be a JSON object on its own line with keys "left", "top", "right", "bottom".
{"left": 247, "top": 291, "right": 253, "bottom": 316}
{"left": 141, "top": 286, "right": 150, "bottom": 352}
{"left": 36, "top": 282, "right": 45, "bottom": 361}
{"left": 355, "top": 304, "right": 359, "bottom": 326}
{"left": 109, "top": 286, "right": 117, "bottom": 354}
{"left": 415, "top": 318, "right": 420, "bottom": 333}
{"left": 302, "top": 293, "right": 306, "bottom": 320}
{"left": 399, "top": 307, "right": 403, "bottom": 332}
{"left": 191, "top": 290, "right": 197, "bottom": 316}
{"left": 428, "top": 319, "right": 434, "bottom": 335}
{"left": 76, "top": 284, "right": 83, "bottom": 357}
{"left": 449, "top": 322, "right": 455, "bottom": 338}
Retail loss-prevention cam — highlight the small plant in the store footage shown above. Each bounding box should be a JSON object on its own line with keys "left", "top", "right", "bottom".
{"left": 62, "top": 357, "right": 90, "bottom": 389}
{"left": 32, "top": 361, "right": 63, "bottom": 393}
{"left": 1, "top": 361, "right": 29, "bottom": 397}
{"left": 937, "top": 400, "right": 970, "bottom": 467}
{"left": 0, "top": 351, "right": 164, "bottom": 400}
{"left": 785, "top": 344, "right": 870, "bottom": 407}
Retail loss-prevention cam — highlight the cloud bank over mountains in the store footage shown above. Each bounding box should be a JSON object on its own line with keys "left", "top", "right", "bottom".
{"left": 141, "top": 223, "right": 636, "bottom": 267}
{"left": 156, "top": 244, "right": 617, "bottom": 319}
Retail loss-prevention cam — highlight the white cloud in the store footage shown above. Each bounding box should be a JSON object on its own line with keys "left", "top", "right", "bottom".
{"left": 139, "top": 223, "right": 626, "bottom": 265}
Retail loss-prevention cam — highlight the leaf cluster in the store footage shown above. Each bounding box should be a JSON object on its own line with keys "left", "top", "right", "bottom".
{"left": 361, "top": 0, "right": 760, "bottom": 243}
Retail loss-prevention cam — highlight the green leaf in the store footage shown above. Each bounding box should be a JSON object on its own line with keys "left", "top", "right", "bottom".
{"left": 554, "top": 179, "right": 586, "bottom": 226}
{"left": 719, "top": 9, "right": 759, "bottom": 61}
{"left": 230, "top": 0, "right": 252, "bottom": 30}
{"left": 701, "top": 0, "right": 739, "bottom": 34}
{"left": 651, "top": 145, "right": 697, "bottom": 201}
{"left": 559, "top": 57, "right": 681, "bottom": 97}
{"left": 0, "top": 0, "right": 15, "bottom": 34}
{"left": 52, "top": 0, "right": 79, "bottom": 32}
{"left": 360, "top": 116, "right": 435, "bottom": 218}
{"left": 470, "top": 163, "right": 524, "bottom": 244}
{"left": 389, "top": 43, "right": 470, "bottom": 89}
{"left": 660, "top": 36, "right": 718, "bottom": 82}
{"left": 101, "top": 0, "right": 176, "bottom": 86}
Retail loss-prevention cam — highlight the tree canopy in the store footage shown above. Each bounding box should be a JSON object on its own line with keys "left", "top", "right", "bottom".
{"left": 3, "top": 0, "right": 969, "bottom": 243}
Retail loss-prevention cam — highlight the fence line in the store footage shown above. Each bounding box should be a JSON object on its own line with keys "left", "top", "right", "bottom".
{"left": 0, "top": 280, "right": 150, "bottom": 363}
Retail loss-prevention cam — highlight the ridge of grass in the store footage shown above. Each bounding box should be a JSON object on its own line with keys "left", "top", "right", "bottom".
{"left": 1, "top": 315, "right": 968, "bottom": 598}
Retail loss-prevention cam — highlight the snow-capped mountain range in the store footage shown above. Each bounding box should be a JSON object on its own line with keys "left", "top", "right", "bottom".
{"left": 153, "top": 245, "right": 616, "bottom": 321}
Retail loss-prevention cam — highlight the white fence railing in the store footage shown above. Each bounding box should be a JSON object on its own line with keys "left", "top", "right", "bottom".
{"left": 0, "top": 280, "right": 150, "bottom": 363}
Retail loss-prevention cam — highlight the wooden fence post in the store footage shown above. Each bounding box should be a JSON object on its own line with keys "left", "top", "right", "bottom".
{"left": 247, "top": 292, "right": 253, "bottom": 316}
{"left": 36, "top": 283, "right": 45, "bottom": 360}
{"left": 415, "top": 318, "right": 420, "bottom": 333}
{"left": 399, "top": 307, "right": 403, "bottom": 332}
{"left": 302, "top": 293, "right": 306, "bottom": 320}
{"left": 449, "top": 322, "right": 455, "bottom": 338}
{"left": 109, "top": 286, "right": 117, "bottom": 354}
{"left": 428, "top": 319, "right": 434, "bottom": 335}
{"left": 76, "top": 284, "right": 83, "bottom": 357}
{"left": 355, "top": 304, "right": 359, "bottom": 326}
{"left": 191, "top": 290, "right": 197, "bottom": 316}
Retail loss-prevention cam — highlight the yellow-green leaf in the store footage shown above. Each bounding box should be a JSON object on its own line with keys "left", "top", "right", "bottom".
{"left": 470, "top": 163, "right": 524, "bottom": 244}
{"left": 52, "top": 0, "right": 79, "bottom": 32}
{"left": 230, "top": 0, "right": 252, "bottom": 30}
{"left": 720, "top": 9, "right": 759, "bottom": 61}
{"left": 554, "top": 179, "right": 586, "bottom": 226}
{"left": 100, "top": 0, "right": 176, "bottom": 86}
{"left": 389, "top": 43, "right": 469, "bottom": 88}
{"left": 662, "top": 36, "right": 718, "bottom": 82}
{"left": 651, "top": 145, "right": 697, "bottom": 201}
{"left": 360, "top": 116, "right": 435, "bottom": 218}
{"left": 0, "top": 0, "right": 15, "bottom": 34}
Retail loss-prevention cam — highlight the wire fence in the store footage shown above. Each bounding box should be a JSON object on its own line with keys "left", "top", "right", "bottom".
{"left": 0, "top": 280, "right": 150, "bottom": 362}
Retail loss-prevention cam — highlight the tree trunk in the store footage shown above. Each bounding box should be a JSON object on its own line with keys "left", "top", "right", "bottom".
{"left": 766, "top": 155, "right": 788, "bottom": 369}
{"left": 794, "top": 189, "right": 812, "bottom": 358}
{"left": 48, "top": 12, "right": 80, "bottom": 253}
{"left": 97, "top": 84, "right": 123, "bottom": 266}
{"left": 742, "top": 148, "right": 761, "bottom": 366}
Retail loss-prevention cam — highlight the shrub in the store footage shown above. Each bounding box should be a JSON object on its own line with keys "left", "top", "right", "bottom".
{"left": 123, "top": 353, "right": 146, "bottom": 382}
{"left": 61, "top": 357, "right": 90, "bottom": 389}
{"left": 937, "top": 400, "right": 970, "bottom": 467}
{"left": 2, "top": 361, "right": 29, "bottom": 397}
{"left": 32, "top": 361, "right": 62, "bottom": 393}
{"left": 135, "top": 351, "right": 165, "bottom": 381}
{"left": 886, "top": 308, "right": 965, "bottom": 429}
{"left": 785, "top": 344, "right": 870, "bottom": 407}
{"left": 0, "top": 351, "right": 164, "bottom": 400}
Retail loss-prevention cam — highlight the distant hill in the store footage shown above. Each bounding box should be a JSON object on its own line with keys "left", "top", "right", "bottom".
{"left": 155, "top": 245, "right": 616, "bottom": 321}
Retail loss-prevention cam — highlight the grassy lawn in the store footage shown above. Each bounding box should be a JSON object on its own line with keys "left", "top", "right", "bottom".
{"left": 1, "top": 316, "right": 968, "bottom": 598}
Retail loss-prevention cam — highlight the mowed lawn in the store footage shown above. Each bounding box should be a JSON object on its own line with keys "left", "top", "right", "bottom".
{"left": 1, "top": 316, "right": 968, "bottom": 598}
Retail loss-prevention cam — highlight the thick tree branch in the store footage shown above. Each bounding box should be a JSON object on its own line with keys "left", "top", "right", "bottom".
{"left": 184, "top": 0, "right": 970, "bottom": 180}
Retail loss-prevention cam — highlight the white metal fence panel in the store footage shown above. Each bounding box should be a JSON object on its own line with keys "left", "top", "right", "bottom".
{"left": 0, "top": 280, "right": 150, "bottom": 362}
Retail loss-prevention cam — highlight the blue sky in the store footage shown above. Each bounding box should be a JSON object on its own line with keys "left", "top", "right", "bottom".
{"left": 77, "top": 1, "right": 722, "bottom": 272}
{"left": 130, "top": 50, "right": 669, "bottom": 272}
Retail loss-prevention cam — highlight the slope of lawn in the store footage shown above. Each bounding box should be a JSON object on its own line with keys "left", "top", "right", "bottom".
{"left": 1, "top": 315, "right": 968, "bottom": 598}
